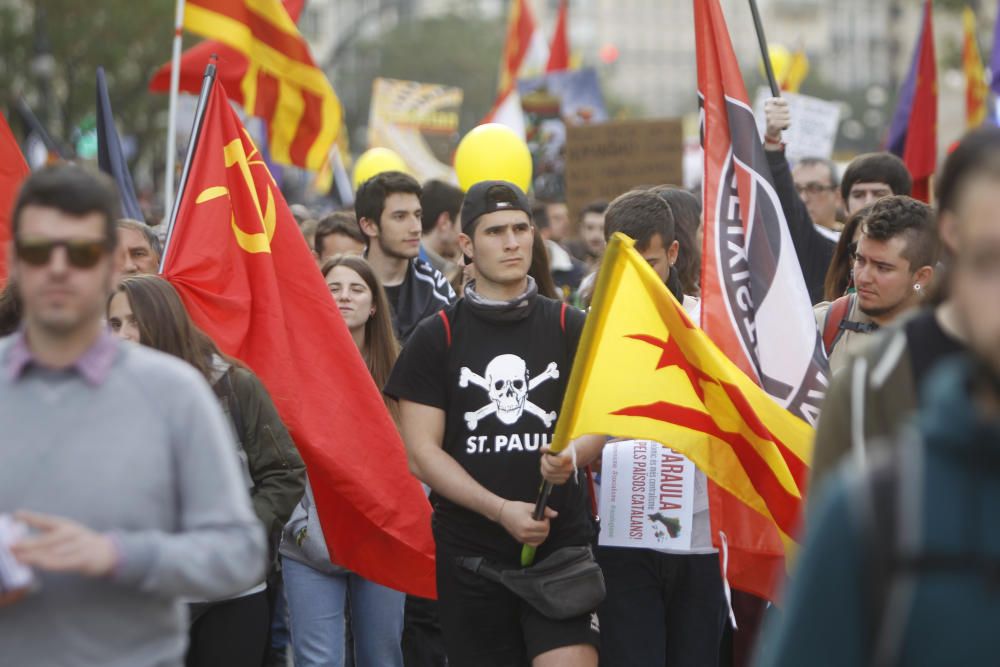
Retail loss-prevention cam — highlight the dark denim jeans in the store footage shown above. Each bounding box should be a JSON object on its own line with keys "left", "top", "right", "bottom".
{"left": 596, "top": 547, "right": 727, "bottom": 666}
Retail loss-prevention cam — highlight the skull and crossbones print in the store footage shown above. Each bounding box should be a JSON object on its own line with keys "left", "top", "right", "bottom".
{"left": 459, "top": 354, "right": 560, "bottom": 430}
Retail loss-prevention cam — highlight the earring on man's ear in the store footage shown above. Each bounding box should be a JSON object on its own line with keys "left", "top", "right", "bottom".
{"left": 914, "top": 284, "right": 922, "bottom": 292}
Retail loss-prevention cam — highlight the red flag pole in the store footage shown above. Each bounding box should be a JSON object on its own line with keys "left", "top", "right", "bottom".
{"left": 748, "top": 0, "right": 781, "bottom": 97}
{"left": 159, "top": 60, "right": 216, "bottom": 272}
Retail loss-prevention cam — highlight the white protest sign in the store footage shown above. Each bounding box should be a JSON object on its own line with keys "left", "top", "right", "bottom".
{"left": 597, "top": 440, "right": 695, "bottom": 551}
{"left": 754, "top": 88, "right": 841, "bottom": 161}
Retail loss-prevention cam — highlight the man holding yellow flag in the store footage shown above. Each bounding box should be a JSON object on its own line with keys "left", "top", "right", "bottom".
{"left": 386, "top": 181, "right": 603, "bottom": 667}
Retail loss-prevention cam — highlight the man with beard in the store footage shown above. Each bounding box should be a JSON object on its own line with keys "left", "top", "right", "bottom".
{"left": 814, "top": 195, "right": 938, "bottom": 374}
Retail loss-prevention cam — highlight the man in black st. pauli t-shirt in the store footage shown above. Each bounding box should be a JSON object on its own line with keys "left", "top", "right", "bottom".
{"left": 386, "top": 180, "right": 606, "bottom": 667}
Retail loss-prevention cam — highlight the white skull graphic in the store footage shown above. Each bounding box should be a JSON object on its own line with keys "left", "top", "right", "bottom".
{"left": 486, "top": 354, "right": 529, "bottom": 424}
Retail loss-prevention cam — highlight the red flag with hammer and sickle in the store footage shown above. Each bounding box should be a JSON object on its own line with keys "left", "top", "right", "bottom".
{"left": 162, "top": 78, "right": 436, "bottom": 598}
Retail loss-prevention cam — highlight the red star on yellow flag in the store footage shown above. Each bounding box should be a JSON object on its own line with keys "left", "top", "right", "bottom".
{"left": 550, "top": 234, "right": 814, "bottom": 559}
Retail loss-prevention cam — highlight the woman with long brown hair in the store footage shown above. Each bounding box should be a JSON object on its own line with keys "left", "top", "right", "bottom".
{"left": 279, "top": 254, "right": 406, "bottom": 667}
{"left": 106, "top": 275, "right": 306, "bottom": 667}
{"left": 321, "top": 254, "right": 400, "bottom": 404}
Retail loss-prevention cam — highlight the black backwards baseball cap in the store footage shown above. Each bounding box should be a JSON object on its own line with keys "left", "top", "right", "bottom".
{"left": 460, "top": 180, "right": 532, "bottom": 234}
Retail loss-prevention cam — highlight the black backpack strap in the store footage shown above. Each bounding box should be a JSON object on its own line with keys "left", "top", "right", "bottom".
{"left": 853, "top": 448, "right": 899, "bottom": 664}
{"left": 853, "top": 431, "right": 928, "bottom": 667}
{"left": 822, "top": 294, "right": 853, "bottom": 357}
{"left": 456, "top": 556, "right": 504, "bottom": 584}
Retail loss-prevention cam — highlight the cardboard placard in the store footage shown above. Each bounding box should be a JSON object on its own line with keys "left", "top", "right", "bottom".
{"left": 565, "top": 119, "right": 683, "bottom": 225}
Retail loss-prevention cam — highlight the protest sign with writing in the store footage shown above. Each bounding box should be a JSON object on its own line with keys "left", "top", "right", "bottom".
{"left": 565, "top": 119, "right": 683, "bottom": 223}
{"left": 598, "top": 440, "right": 695, "bottom": 551}
{"left": 518, "top": 67, "right": 607, "bottom": 200}
{"left": 753, "top": 88, "right": 841, "bottom": 161}
{"left": 369, "top": 77, "right": 463, "bottom": 184}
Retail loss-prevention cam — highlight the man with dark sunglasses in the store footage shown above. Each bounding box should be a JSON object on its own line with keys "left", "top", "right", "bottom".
{"left": 0, "top": 164, "right": 266, "bottom": 666}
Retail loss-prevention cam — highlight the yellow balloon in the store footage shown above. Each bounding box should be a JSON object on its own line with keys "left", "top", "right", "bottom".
{"left": 352, "top": 147, "right": 409, "bottom": 190}
{"left": 761, "top": 44, "right": 791, "bottom": 85}
{"left": 454, "top": 123, "right": 532, "bottom": 193}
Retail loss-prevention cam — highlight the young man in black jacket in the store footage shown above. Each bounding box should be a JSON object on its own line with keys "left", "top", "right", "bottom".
{"left": 356, "top": 171, "right": 456, "bottom": 343}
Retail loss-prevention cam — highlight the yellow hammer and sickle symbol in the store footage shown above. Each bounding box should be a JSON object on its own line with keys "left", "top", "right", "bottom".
{"left": 196, "top": 130, "right": 277, "bottom": 254}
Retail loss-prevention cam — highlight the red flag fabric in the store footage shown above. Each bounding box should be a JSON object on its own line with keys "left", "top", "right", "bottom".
{"left": 0, "top": 113, "right": 30, "bottom": 285}
{"left": 695, "top": 0, "right": 828, "bottom": 603}
{"left": 161, "top": 78, "right": 436, "bottom": 598}
{"left": 904, "top": 0, "right": 937, "bottom": 203}
{"left": 545, "top": 0, "right": 570, "bottom": 73}
{"left": 482, "top": 0, "right": 540, "bottom": 131}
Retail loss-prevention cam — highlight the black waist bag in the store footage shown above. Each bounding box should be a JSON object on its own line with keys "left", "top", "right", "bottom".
{"left": 457, "top": 546, "right": 606, "bottom": 620}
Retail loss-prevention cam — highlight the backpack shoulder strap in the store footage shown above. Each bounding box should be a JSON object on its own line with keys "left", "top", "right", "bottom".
{"left": 823, "top": 294, "right": 855, "bottom": 357}
{"left": 866, "top": 456, "right": 899, "bottom": 659}
{"left": 437, "top": 309, "right": 452, "bottom": 348}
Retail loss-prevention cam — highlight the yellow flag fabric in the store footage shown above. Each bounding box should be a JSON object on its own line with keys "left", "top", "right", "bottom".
{"left": 963, "top": 6, "right": 989, "bottom": 129}
{"left": 782, "top": 49, "right": 809, "bottom": 93}
{"left": 554, "top": 234, "right": 814, "bottom": 551}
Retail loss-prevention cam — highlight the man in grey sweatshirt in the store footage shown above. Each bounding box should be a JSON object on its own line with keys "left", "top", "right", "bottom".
{"left": 0, "top": 164, "right": 266, "bottom": 666}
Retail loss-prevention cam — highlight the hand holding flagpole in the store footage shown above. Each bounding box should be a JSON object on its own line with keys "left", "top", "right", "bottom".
{"left": 520, "top": 240, "right": 626, "bottom": 567}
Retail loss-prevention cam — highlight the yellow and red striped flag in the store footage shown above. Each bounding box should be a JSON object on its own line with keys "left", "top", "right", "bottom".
{"left": 182, "top": 0, "right": 341, "bottom": 170}
{"left": 554, "top": 234, "right": 813, "bottom": 565}
{"left": 963, "top": 6, "right": 989, "bottom": 128}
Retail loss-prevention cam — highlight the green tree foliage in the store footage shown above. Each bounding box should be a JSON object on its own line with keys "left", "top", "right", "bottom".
{"left": 329, "top": 13, "right": 506, "bottom": 148}
{"left": 1, "top": 0, "right": 178, "bottom": 188}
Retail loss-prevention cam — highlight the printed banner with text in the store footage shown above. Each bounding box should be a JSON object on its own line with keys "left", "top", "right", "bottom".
{"left": 368, "top": 77, "right": 463, "bottom": 184}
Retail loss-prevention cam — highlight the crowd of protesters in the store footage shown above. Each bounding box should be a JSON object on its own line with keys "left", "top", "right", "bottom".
{"left": 1, "top": 95, "right": 1000, "bottom": 667}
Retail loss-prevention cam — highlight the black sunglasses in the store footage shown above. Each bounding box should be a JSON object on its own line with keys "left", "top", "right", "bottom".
{"left": 15, "top": 238, "right": 110, "bottom": 268}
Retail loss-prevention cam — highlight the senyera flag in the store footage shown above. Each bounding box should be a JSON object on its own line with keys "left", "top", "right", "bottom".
{"left": 0, "top": 112, "right": 30, "bottom": 285}
{"left": 963, "top": 6, "right": 989, "bottom": 129}
{"left": 161, "top": 77, "right": 436, "bottom": 598}
{"left": 164, "top": 0, "right": 339, "bottom": 171}
{"left": 553, "top": 233, "right": 813, "bottom": 584}
{"left": 696, "top": 0, "right": 829, "bottom": 602}
{"left": 149, "top": 0, "right": 304, "bottom": 120}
